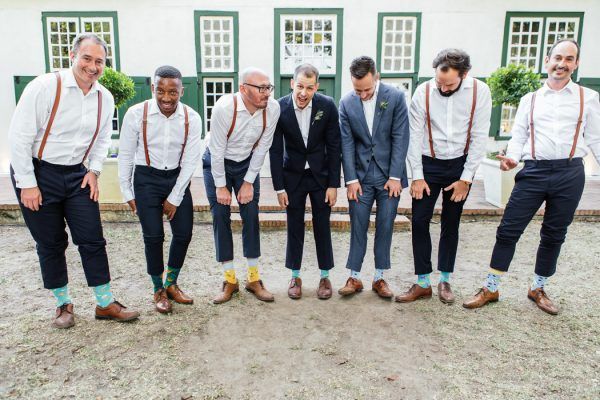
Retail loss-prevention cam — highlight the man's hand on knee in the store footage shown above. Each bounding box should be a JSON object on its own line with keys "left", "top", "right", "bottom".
{"left": 237, "top": 181, "right": 254, "bottom": 205}
{"left": 216, "top": 186, "right": 232, "bottom": 206}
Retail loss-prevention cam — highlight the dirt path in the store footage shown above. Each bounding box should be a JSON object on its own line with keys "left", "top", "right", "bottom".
{"left": 0, "top": 221, "right": 598, "bottom": 399}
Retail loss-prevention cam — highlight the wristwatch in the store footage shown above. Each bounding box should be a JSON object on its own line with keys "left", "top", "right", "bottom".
{"left": 88, "top": 168, "right": 101, "bottom": 177}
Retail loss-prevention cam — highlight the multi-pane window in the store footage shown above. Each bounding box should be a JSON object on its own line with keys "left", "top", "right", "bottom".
{"left": 45, "top": 16, "right": 117, "bottom": 71}
{"left": 199, "top": 16, "right": 234, "bottom": 72}
{"left": 507, "top": 18, "right": 543, "bottom": 70}
{"left": 280, "top": 15, "right": 337, "bottom": 74}
{"left": 380, "top": 16, "right": 417, "bottom": 73}
{"left": 381, "top": 78, "right": 412, "bottom": 105}
{"left": 544, "top": 18, "right": 579, "bottom": 56}
{"left": 203, "top": 78, "right": 234, "bottom": 133}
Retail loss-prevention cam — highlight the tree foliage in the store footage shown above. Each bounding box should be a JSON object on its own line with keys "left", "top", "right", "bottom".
{"left": 487, "top": 64, "right": 542, "bottom": 107}
{"left": 99, "top": 67, "right": 135, "bottom": 108}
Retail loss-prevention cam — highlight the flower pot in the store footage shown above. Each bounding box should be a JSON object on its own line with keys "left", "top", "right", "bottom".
{"left": 481, "top": 157, "right": 523, "bottom": 208}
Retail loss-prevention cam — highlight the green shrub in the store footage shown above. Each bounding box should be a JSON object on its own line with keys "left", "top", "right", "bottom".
{"left": 487, "top": 64, "right": 542, "bottom": 107}
{"left": 99, "top": 67, "right": 136, "bottom": 108}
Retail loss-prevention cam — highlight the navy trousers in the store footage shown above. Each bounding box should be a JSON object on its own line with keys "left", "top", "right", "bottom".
{"left": 202, "top": 149, "right": 260, "bottom": 262}
{"left": 11, "top": 159, "right": 110, "bottom": 289}
{"left": 490, "top": 158, "right": 585, "bottom": 277}
{"left": 133, "top": 166, "right": 193, "bottom": 276}
{"left": 411, "top": 155, "right": 469, "bottom": 275}
{"left": 347, "top": 160, "right": 400, "bottom": 272}
{"left": 285, "top": 169, "right": 334, "bottom": 270}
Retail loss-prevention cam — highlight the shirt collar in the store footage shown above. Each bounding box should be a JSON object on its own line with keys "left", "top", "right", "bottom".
{"left": 148, "top": 97, "right": 185, "bottom": 118}
{"left": 540, "top": 79, "right": 576, "bottom": 95}
{"left": 64, "top": 68, "right": 100, "bottom": 94}
{"left": 292, "top": 95, "right": 312, "bottom": 112}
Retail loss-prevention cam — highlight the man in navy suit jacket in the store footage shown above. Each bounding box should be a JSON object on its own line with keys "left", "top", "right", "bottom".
{"left": 270, "top": 64, "right": 341, "bottom": 300}
{"left": 338, "top": 56, "right": 409, "bottom": 299}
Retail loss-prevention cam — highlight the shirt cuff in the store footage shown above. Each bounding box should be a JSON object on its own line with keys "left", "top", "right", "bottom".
{"left": 345, "top": 179, "right": 359, "bottom": 186}
{"left": 504, "top": 152, "right": 521, "bottom": 164}
{"left": 167, "top": 192, "right": 182, "bottom": 207}
{"left": 389, "top": 177, "right": 400, "bottom": 181}
{"left": 243, "top": 170, "right": 258, "bottom": 184}
{"left": 121, "top": 189, "right": 135, "bottom": 203}
{"left": 459, "top": 170, "right": 474, "bottom": 183}
{"left": 214, "top": 177, "right": 227, "bottom": 188}
{"left": 14, "top": 174, "right": 38, "bottom": 189}
{"left": 88, "top": 159, "right": 105, "bottom": 172}
{"left": 411, "top": 168, "right": 424, "bottom": 181}
{"left": 276, "top": 189, "right": 286, "bottom": 194}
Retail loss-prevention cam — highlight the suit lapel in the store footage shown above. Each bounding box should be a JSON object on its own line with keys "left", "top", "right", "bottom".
{"left": 352, "top": 93, "right": 372, "bottom": 142}
{"left": 371, "top": 83, "right": 386, "bottom": 140}
{"left": 283, "top": 95, "right": 306, "bottom": 149}
{"left": 306, "top": 94, "right": 319, "bottom": 149}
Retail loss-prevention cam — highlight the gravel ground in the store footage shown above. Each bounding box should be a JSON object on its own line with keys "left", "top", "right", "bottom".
{"left": 0, "top": 220, "right": 598, "bottom": 399}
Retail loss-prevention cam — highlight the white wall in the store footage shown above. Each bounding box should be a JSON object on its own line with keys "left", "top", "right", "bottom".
{"left": 1, "top": 0, "right": 599, "bottom": 175}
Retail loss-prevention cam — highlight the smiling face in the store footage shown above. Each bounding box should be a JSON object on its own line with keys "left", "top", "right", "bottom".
{"left": 351, "top": 72, "right": 378, "bottom": 101}
{"left": 291, "top": 72, "right": 319, "bottom": 110}
{"left": 545, "top": 41, "right": 579, "bottom": 84}
{"left": 152, "top": 76, "right": 184, "bottom": 118}
{"left": 70, "top": 39, "right": 106, "bottom": 93}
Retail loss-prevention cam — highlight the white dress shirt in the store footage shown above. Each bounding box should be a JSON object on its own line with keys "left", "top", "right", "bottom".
{"left": 207, "top": 92, "right": 280, "bottom": 187}
{"left": 505, "top": 80, "right": 600, "bottom": 164}
{"left": 9, "top": 69, "right": 114, "bottom": 188}
{"left": 362, "top": 80, "right": 380, "bottom": 136}
{"left": 293, "top": 96, "right": 312, "bottom": 169}
{"left": 118, "top": 99, "right": 202, "bottom": 206}
{"left": 408, "top": 77, "right": 492, "bottom": 182}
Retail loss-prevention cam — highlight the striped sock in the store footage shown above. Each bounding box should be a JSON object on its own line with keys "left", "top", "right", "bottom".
{"left": 417, "top": 274, "right": 431, "bottom": 288}
{"left": 485, "top": 269, "right": 504, "bottom": 293}
{"left": 51, "top": 285, "right": 72, "bottom": 307}
{"left": 93, "top": 283, "right": 114, "bottom": 307}
{"left": 531, "top": 274, "right": 548, "bottom": 290}
{"left": 439, "top": 272, "right": 451, "bottom": 283}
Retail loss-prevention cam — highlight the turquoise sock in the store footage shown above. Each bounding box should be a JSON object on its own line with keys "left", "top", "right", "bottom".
{"left": 151, "top": 275, "right": 164, "bottom": 293}
{"left": 374, "top": 269, "right": 385, "bottom": 281}
{"left": 292, "top": 269, "right": 300, "bottom": 278}
{"left": 439, "top": 272, "right": 451, "bottom": 283}
{"left": 165, "top": 266, "right": 181, "bottom": 287}
{"left": 93, "top": 283, "right": 114, "bottom": 307}
{"left": 485, "top": 273, "right": 502, "bottom": 293}
{"left": 51, "top": 285, "right": 72, "bottom": 307}
{"left": 320, "top": 269, "right": 329, "bottom": 279}
{"left": 417, "top": 274, "right": 431, "bottom": 288}
{"left": 531, "top": 274, "right": 548, "bottom": 290}
{"left": 351, "top": 270, "right": 361, "bottom": 280}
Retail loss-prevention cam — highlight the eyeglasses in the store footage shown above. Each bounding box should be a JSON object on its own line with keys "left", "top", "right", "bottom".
{"left": 243, "top": 83, "right": 275, "bottom": 94}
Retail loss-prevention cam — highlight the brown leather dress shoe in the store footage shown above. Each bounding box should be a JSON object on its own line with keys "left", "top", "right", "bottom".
{"left": 527, "top": 288, "right": 558, "bottom": 315}
{"left": 288, "top": 277, "right": 302, "bottom": 300}
{"left": 338, "top": 277, "right": 364, "bottom": 296}
{"left": 53, "top": 303, "right": 75, "bottom": 329}
{"left": 437, "top": 282, "right": 455, "bottom": 304}
{"left": 394, "top": 284, "right": 432, "bottom": 303}
{"left": 372, "top": 279, "right": 393, "bottom": 299}
{"left": 154, "top": 288, "right": 172, "bottom": 314}
{"left": 317, "top": 278, "right": 332, "bottom": 300}
{"left": 166, "top": 284, "right": 194, "bottom": 304}
{"left": 245, "top": 280, "right": 275, "bottom": 302}
{"left": 95, "top": 301, "right": 140, "bottom": 322}
{"left": 462, "top": 287, "right": 499, "bottom": 309}
{"left": 213, "top": 281, "right": 239, "bottom": 304}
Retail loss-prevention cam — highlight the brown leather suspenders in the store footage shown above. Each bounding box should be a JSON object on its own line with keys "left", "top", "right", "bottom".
{"left": 141, "top": 100, "right": 190, "bottom": 167}
{"left": 529, "top": 85, "right": 585, "bottom": 160}
{"left": 226, "top": 94, "right": 267, "bottom": 151}
{"left": 37, "top": 71, "right": 103, "bottom": 163}
{"left": 425, "top": 79, "right": 478, "bottom": 158}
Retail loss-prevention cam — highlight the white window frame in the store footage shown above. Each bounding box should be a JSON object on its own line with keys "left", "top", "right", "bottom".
{"left": 203, "top": 77, "right": 235, "bottom": 134}
{"left": 199, "top": 16, "right": 235, "bottom": 73}
{"left": 380, "top": 16, "right": 417, "bottom": 73}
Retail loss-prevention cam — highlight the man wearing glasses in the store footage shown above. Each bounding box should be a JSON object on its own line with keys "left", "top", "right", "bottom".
{"left": 203, "top": 67, "right": 281, "bottom": 304}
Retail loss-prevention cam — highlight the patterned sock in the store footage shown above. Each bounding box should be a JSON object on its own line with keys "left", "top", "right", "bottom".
{"left": 150, "top": 275, "right": 164, "bottom": 293}
{"left": 93, "top": 283, "right": 114, "bottom": 307}
{"left": 51, "top": 285, "right": 72, "bottom": 307}
{"left": 320, "top": 269, "right": 329, "bottom": 279}
{"left": 485, "top": 268, "right": 504, "bottom": 293}
{"left": 223, "top": 261, "right": 237, "bottom": 284}
{"left": 292, "top": 269, "right": 301, "bottom": 278}
{"left": 164, "top": 266, "right": 181, "bottom": 287}
{"left": 247, "top": 258, "right": 260, "bottom": 283}
{"left": 531, "top": 274, "right": 548, "bottom": 290}
{"left": 374, "top": 268, "right": 385, "bottom": 282}
{"left": 439, "top": 272, "right": 451, "bottom": 283}
{"left": 417, "top": 274, "right": 431, "bottom": 288}
{"left": 351, "top": 270, "right": 361, "bottom": 280}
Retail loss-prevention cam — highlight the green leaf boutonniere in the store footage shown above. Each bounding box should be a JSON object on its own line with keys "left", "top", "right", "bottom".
{"left": 312, "top": 110, "right": 324, "bottom": 125}
{"left": 379, "top": 101, "right": 389, "bottom": 110}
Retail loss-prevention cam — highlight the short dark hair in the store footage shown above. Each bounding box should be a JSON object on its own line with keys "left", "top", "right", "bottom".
{"left": 547, "top": 38, "right": 580, "bottom": 61}
{"left": 293, "top": 63, "right": 319, "bottom": 82}
{"left": 154, "top": 65, "right": 182, "bottom": 80}
{"left": 71, "top": 33, "right": 108, "bottom": 60}
{"left": 432, "top": 48, "right": 472, "bottom": 77}
{"left": 349, "top": 56, "right": 377, "bottom": 79}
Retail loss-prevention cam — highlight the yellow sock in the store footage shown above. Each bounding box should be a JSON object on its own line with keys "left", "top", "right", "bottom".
{"left": 247, "top": 266, "right": 260, "bottom": 283}
{"left": 489, "top": 268, "right": 505, "bottom": 275}
{"left": 224, "top": 269, "right": 237, "bottom": 284}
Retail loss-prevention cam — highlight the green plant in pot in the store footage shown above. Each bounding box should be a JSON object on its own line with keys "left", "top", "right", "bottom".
{"left": 99, "top": 67, "right": 136, "bottom": 108}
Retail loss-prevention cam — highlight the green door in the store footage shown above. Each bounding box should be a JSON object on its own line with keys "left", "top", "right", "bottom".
{"left": 279, "top": 76, "right": 336, "bottom": 100}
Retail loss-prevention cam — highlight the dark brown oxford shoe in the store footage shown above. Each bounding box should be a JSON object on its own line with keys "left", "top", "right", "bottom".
{"left": 394, "top": 284, "right": 433, "bottom": 303}
{"left": 154, "top": 288, "right": 172, "bottom": 314}
{"left": 288, "top": 277, "right": 302, "bottom": 300}
{"left": 437, "top": 282, "right": 455, "bottom": 304}
{"left": 53, "top": 303, "right": 75, "bottom": 329}
{"left": 372, "top": 279, "right": 394, "bottom": 299}
{"left": 317, "top": 278, "right": 332, "bottom": 300}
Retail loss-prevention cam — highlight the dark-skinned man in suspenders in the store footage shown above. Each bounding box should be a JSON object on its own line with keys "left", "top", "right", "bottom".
{"left": 398, "top": 49, "right": 492, "bottom": 304}
{"left": 202, "top": 67, "right": 280, "bottom": 304}
{"left": 464, "top": 39, "right": 600, "bottom": 315}
{"left": 118, "top": 66, "right": 202, "bottom": 314}
{"left": 8, "top": 33, "right": 139, "bottom": 329}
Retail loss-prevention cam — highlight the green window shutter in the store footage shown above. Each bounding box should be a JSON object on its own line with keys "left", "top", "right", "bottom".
{"left": 14, "top": 76, "right": 37, "bottom": 103}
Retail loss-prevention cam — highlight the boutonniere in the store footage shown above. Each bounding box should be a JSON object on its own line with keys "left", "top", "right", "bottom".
{"left": 312, "top": 110, "right": 324, "bottom": 125}
{"left": 379, "top": 101, "right": 388, "bottom": 110}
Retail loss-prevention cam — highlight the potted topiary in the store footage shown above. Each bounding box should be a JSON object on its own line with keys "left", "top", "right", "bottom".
{"left": 481, "top": 64, "right": 542, "bottom": 207}
{"left": 97, "top": 67, "right": 135, "bottom": 203}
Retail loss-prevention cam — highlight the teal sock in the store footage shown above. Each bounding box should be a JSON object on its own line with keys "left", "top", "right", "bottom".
{"left": 165, "top": 266, "right": 181, "bottom": 287}
{"left": 292, "top": 269, "right": 300, "bottom": 278}
{"left": 93, "top": 283, "right": 114, "bottom": 307}
{"left": 320, "top": 269, "right": 329, "bottom": 279}
{"left": 151, "top": 275, "right": 164, "bottom": 293}
{"left": 531, "top": 274, "right": 548, "bottom": 290}
{"left": 417, "top": 274, "right": 431, "bottom": 288}
{"left": 51, "top": 285, "right": 72, "bottom": 307}
{"left": 485, "top": 273, "right": 502, "bottom": 293}
{"left": 374, "top": 269, "right": 384, "bottom": 281}
{"left": 439, "top": 272, "right": 451, "bottom": 283}
{"left": 351, "top": 270, "right": 361, "bottom": 280}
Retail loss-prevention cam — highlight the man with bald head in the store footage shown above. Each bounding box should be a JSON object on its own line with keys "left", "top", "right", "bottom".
{"left": 464, "top": 39, "right": 600, "bottom": 314}
{"left": 203, "top": 67, "right": 281, "bottom": 304}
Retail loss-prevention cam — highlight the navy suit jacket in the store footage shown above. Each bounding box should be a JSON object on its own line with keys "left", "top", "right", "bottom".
{"left": 270, "top": 92, "right": 342, "bottom": 193}
{"left": 339, "top": 82, "right": 409, "bottom": 187}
